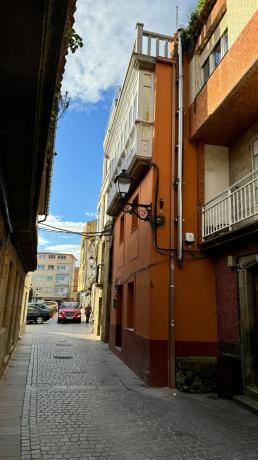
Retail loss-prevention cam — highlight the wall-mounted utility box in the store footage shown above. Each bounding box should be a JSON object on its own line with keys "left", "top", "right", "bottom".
{"left": 185, "top": 232, "right": 194, "bottom": 243}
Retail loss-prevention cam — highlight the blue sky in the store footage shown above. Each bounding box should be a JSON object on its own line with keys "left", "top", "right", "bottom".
{"left": 38, "top": 0, "right": 196, "bottom": 262}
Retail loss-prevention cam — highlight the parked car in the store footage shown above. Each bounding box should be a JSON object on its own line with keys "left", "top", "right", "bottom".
{"left": 26, "top": 305, "right": 50, "bottom": 324}
{"left": 57, "top": 302, "right": 81, "bottom": 323}
{"left": 28, "top": 302, "right": 48, "bottom": 310}
{"left": 41, "top": 300, "right": 58, "bottom": 311}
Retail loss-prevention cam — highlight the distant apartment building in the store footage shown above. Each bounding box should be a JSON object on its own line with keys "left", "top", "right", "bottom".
{"left": 32, "top": 253, "right": 76, "bottom": 301}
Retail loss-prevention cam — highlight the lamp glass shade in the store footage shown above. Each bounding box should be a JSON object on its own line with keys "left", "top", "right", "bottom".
{"left": 115, "top": 169, "right": 132, "bottom": 197}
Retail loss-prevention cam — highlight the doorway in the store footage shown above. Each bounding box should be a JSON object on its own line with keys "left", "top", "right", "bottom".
{"left": 97, "top": 297, "right": 102, "bottom": 336}
{"left": 239, "top": 257, "right": 258, "bottom": 387}
{"left": 115, "top": 285, "right": 123, "bottom": 348}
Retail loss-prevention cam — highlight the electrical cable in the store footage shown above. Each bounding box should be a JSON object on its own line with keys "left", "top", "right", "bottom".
{"left": 151, "top": 163, "right": 177, "bottom": 254}
{"left": 151, "top": 163, "right": 209, "bottom": 260}
{"left": 38, "top": 224, "right": 112, "bottom": 238}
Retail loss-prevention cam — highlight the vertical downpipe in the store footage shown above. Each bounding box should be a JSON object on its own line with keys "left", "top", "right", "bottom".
{"left": 177, "top": 30, "right": 184, "bottom": 264}
{"left": 169, "top": 62, "right": 177, "bottom": 388}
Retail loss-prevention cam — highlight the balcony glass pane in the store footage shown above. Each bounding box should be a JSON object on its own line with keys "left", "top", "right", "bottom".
{"left": 143, "top": 86, "right": 151, "bottom": 121}
{"left": 213, "top": 40, "right": 221, "bottom": 68}
{"left": 202, "top": 58, "right": 210, "bottom": 85}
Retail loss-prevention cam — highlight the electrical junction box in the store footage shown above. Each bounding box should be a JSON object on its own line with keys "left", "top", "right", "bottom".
{"left": 185, "top": 232, "right": 194, "bottom": 243}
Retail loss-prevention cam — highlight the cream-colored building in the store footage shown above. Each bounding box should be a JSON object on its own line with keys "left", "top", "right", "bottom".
{"left": 72, "top": 267, "right": 79, "bottom": 301}
{"left": 31, "top": 252, "right": 76, "bottom": 301}
{"left": 91, "top": 164, "right": 113, "bottom": 340}
{"left": 78, "top": 220, "right": 97, "bottom": 309}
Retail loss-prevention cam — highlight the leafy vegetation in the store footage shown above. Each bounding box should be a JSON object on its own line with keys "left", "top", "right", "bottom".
{"left": 180, "top": 0, "right": 215, "bottom": 56}
{"left": 65, "top": 27, "right": 83, "bottom": 54}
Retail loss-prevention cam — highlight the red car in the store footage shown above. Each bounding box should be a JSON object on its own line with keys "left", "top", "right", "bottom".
{"left": 57, "top": 302, "right": 81, "bottom": 323}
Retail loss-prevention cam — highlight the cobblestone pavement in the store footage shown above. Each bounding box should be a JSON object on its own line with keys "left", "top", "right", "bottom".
{"left": 3, "top": 317, "right": 258, "bottom": 460}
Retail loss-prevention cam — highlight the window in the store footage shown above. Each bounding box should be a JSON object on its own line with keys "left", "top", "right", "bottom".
{"left": 37, "top": 264, "right": 45, "bottom": 270}
{"left": 221, "top": 30, "right": 228, "bottom": 57}
{"left": 133, "top": 94, "right": 137, "bottom": 120}
{"left": 38, "top": 254, "right": 45, "bottom": 259}
{"left": 202, "top": 57, "right": 210, "bottom": 85}
{"left": 142, "top": 74, "right": 151, "bottom": 121}
{"left": 57, "top": 265, "right": 66, "bottom": 271}
{"left": 131, "top": 195, "right": 139, "bottom": 232}
{"left": 253, "top": 139, "right": 258, "bottom": 169}
{"left": 48, "top": 265, "right": 54, "bottom": 270}
{"left": 119, "top": 215, "right": 125, "bottom": 244}
{"left": 201, "top": 29, "right": 228, "bottom": 87}
{"left": 127, "top": 282, "right": 134, "bottom": 329}
{"left": 49, "top": 254, "right": 55, "bottom": 259}
{"left": 36, "top": 275, "right": 45, "bottom": 282}
{"left": 213, "top": 40, "right": 221, "bottom": 68}
{"left": 56, "top": 275, "right": 65, "bottom": 281}
{"left": 46, "top": 276, "right": 53, "bottom": 281}
{"left": 129, "top": 107, "right": 133, "bottom": 130}
{"left": 58, "top": 255, "right": 66, "bottom": 260}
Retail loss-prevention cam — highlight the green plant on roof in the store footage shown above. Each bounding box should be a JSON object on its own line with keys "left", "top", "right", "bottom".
{"left": 66, "top": 27, "right": 83, "bottom": 54}
{"left": 180, "top": 0, "right": 211, "bottom": 56}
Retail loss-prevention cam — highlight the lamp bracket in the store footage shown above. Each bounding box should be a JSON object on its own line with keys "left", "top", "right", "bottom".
{"left": 123, "top": 203, "right": 152, "bottom": 222}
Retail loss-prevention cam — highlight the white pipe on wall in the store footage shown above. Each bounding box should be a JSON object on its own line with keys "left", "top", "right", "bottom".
{"left": 177, "top": 30, "right": 184, "bottom": 263}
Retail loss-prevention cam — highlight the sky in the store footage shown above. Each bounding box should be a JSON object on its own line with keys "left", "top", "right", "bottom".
{"left": 38, "top": 0, "right": 196, "bottom": 264}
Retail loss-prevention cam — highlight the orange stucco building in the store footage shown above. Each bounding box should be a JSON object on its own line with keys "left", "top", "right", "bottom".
{"left": 103, "top": 23, "right": 218, "bottom": 387}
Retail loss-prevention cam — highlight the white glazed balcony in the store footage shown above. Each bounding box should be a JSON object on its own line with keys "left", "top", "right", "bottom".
{"left": 202, "top": 169, "right": 258, "bottom": 240}
{"left": 105, "top": 24, "right": 173, "bottom": 216}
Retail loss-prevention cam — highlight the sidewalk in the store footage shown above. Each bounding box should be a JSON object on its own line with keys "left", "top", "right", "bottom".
{"left": 1, "top": 319, "right": 258, "bottom": 460}
{"left": 0, "top": 333, "right": 33, "bottom": 459}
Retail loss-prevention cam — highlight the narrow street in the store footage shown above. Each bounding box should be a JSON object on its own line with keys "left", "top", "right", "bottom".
{"left": 0, "top": 317, "right": 258, "bottom": 460}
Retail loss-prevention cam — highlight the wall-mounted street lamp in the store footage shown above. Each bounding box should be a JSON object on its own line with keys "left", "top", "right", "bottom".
{"left": 114, "top": 169, "right": 164, "bottom": 226}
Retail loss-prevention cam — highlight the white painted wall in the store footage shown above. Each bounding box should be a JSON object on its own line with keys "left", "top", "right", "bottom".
{"left": 204, "top": 144, "right": 229, "bottom": 202}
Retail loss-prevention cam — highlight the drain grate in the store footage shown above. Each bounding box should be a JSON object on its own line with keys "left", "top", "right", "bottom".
{"left": 55, "top": 344, "right": 73, "bottom": 347}
{"left": 53, "top": 356, "right": 73, "bottom": 359}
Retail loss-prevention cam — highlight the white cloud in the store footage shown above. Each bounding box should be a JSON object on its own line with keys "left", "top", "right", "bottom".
{"left": 63, "top": 0, "right": 196, "bottom": 106}
{"left": 38, "top": 214, "right": 85, "bottom": 233}
{"left": 85, "top": 211, "right": 97, "bottom": 218}
{"left": 44, "top": 244, "right": 81, "bottom": 263}
{"left": 38, "top": 235, "right": 50, "bottom": 246}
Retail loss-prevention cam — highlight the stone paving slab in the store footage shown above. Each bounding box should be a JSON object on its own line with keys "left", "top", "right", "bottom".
{"left": 2, "top": 320, "right": 258, "bottom": 459}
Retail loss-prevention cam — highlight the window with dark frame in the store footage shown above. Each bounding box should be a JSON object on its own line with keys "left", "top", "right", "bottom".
{"left": 201, "top": 29, "right": 228, "bottom": 87}
{"left": 213, "top": 40, "right": 221, "bottom": 68}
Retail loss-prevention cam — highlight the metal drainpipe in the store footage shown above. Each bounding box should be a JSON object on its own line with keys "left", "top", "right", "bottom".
{"left": 177, "top": 30, "right": 183, "bottom": 264}
{"left": 169, "top": 60, "right": 177, "bottom": 388}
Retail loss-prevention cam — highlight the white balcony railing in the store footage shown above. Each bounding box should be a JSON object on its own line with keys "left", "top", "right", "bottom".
{"left": 134, "top": 23, "right": 173, "bottom": 59}
{"left": 202, "top": 169, "right": 258, "bottom": 240}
